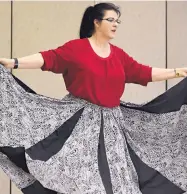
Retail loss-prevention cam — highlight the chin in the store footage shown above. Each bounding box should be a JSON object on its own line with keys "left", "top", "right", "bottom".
{"left": 107, "top": 35, "right": 115, "bottom": 40}
{"left": 109, "top": 36, "right": 115, "bottom": 40}
{"left": 110, "top": 33, "right": 116, "bottom": 39}
{"left": 105, "top": 34, "right": 115, "bottom": 41}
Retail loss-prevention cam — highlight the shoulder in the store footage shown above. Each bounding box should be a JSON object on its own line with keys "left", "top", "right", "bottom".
{"left": 110, "top": 43, "right": 126, "bottom": 58}
{"left": 63, "top": 38, "right": 87, "bottom": 48}
{"left": 53, "top": 38, "right": 87, "bottom": 54}
{"left": 110, "top": 43, "right": 125, "bottom": 55}
{"left": 56, "top": 38, "right": 88, "bottom": 54}
{"left": 110, "top": 43, "right": 132, "bottom": 59}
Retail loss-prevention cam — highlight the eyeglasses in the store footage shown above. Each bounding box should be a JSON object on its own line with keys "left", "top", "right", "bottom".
{"left": 100, "top": 17, "right": 121, "bottom": 24}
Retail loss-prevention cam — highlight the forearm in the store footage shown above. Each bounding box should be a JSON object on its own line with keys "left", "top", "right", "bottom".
{"left": 0, "top": 53, "right": 44, "bottom": 69}
{"left": 151, "top": 67, "right": 181, "bottom": 82}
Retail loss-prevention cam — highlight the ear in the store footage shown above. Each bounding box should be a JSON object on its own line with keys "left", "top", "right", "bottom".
{"left": 93, "top": 19, "right": 101, "bottom": 28}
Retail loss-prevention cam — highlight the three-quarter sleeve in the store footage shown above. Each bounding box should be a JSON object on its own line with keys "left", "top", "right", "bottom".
{"left": 40, "top": 41, "right": 72, "bottom": 74}
{"left": 123, "top": 50, "right": 152, "bottom": 86}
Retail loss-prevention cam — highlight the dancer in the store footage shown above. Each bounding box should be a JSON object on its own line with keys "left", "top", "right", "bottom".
{"left": 0, "top": 2, "right": 187, "bottom": 194}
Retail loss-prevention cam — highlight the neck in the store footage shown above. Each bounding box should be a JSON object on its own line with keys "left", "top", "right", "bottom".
{"left": 89, "top": 34, "right": 109, "bottom": 48}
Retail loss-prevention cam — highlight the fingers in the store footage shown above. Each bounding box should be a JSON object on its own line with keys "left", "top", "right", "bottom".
{"left": 179, "top": 69, "right": 187, "bottom": 77}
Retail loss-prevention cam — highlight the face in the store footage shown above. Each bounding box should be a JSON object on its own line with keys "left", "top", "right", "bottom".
{"left": 94, "top": 10, "right": 120, "bottom": 40}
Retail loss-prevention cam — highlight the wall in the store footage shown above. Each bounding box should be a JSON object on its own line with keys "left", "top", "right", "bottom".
{"left": 0, "top": 1, "right": 187, "bottom": 194}
{"left": 0, "top": 2, "right": 11, "bottom": 194}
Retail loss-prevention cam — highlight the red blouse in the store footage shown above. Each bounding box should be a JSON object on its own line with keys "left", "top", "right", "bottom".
{"left": 40, "top": 38, "right": 152, "bottom": 107}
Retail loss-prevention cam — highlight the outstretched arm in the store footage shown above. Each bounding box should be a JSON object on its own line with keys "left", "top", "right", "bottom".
{"left": 151, "top": 67, "right": 187, "bottom": 82}
{"left": 122, "top": 50, "right": 186, "bottom": 85}
{"left": 0, "top": 53, "right": 44, "bottom": 69}
{"left": 0, "top": 40, "right": 73, "bottom": 73}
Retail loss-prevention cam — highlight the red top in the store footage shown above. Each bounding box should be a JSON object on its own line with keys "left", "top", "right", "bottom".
{"left": 40, "top": 38, "right": 152, "bottom": 107}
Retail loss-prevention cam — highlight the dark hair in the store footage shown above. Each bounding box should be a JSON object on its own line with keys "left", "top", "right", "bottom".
{"left": 79, "top": 3, "right": 121, "bottom": 39}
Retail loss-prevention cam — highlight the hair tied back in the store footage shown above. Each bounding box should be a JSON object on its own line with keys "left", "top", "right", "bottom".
{"left": 87, "top": 6, "right": 94, "bottom": 21}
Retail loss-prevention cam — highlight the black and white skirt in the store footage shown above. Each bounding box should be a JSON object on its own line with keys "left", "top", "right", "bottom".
{"left": 0, "top": 64, "right": 186, "bottom": 194}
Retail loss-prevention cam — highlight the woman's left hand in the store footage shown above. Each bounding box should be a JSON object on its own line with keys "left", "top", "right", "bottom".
{"left": 175, "top": 68, "right": 187, "bottom": 77}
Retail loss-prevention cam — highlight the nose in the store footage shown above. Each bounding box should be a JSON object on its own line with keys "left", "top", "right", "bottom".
{"left": 114, "top": 20, "right": 119, "bottom": 26}
{"left": 113, "top": 23, "right": 118, "bottom": 28}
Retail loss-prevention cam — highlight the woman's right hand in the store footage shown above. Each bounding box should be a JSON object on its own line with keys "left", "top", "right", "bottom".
{"left": 0, "top": 58, "right": 14, "bottom": 68}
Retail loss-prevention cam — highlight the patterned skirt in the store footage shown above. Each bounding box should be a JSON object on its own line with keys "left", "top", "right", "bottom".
{"left": 0, "top": 64, "right": 187, "bottom": 194}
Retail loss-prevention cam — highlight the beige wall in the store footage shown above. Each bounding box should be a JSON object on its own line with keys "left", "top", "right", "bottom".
{"left": 0, "top": 2, "right": 11, "bottom": 194}
{"left": 167, "top": 1, "right": 187, "bottom": 89}
{"left": 0, "top": 1, "right": 187, "bottom": 194}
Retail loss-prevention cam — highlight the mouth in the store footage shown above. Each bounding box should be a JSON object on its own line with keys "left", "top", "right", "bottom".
{"left": 111, "top": 30, "right": 116, "bottom": 33}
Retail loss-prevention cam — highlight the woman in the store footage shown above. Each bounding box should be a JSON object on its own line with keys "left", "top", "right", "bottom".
{"left": 0, "top": 2, "right": 187, "bottom": 194}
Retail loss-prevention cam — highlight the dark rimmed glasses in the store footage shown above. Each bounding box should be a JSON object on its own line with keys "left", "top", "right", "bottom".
{"left": 100, "top": 17, "right": 121, "bottom": 24}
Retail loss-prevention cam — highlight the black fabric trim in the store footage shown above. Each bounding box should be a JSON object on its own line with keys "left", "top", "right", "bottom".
{"left": 120, "top": 77, "right": 187, "bottom": 193}
{"left": 120, "top": 77, "right": 187, "bottom": 113}
{"left": 0, "top": 147, "right": 30, "bottom": 173}
{"left": 12, "top": 74, "right": 36, "bottom": 94}
{"left": 98, "top": 111, "right": 114, "bottom": 194}
{"left": 126, "top": 141, "right": 185, "bottom": 194}
{"left": 21, "top": 180, "right": 58, "bottom": 194}
{"left": 26, "top": 108, "right": 84, "bottom": 161}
